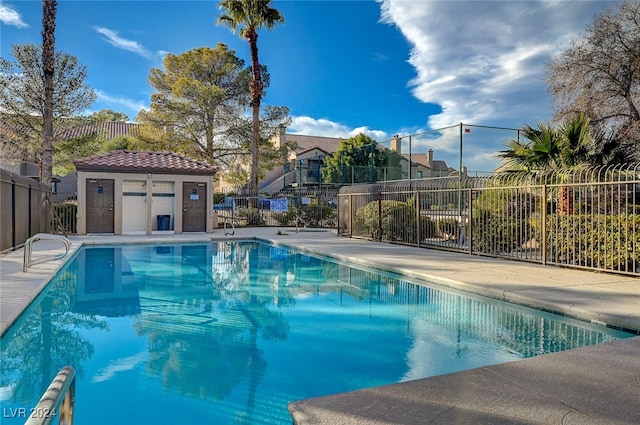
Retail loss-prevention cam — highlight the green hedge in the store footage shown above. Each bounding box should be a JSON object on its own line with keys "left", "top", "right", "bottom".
{"left": 471, "top": 210, "right": 534, "bottom": 254}
{"left": 237, "top": 208, "right": 265, "bottom": 226}
{"left": 470, "top": 190, "right": 540, "bottom": 255}
{"left": 547, "top": 214, "right": 640, "bottom": 271}
{"left": 300, "top": 205, "right": 336, "bottom": 227}
{"left": 272, "top": 208, "right": 298, "bottom": 226}
{"left": 354, "top": 200, "right": 435, "bottom": 243}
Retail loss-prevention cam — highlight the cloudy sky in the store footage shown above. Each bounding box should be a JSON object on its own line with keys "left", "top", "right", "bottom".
{"left": 0, "top": 0, "right": 618, "bottom": 172}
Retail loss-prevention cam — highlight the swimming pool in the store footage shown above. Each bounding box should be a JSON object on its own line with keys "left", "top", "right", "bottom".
{"left": 0, "top": 241, "right": 634, "bottom": 424}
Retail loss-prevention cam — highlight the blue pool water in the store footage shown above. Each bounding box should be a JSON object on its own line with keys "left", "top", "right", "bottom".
{"left": 0, "top": 241, "right": 634, "bottom": 424}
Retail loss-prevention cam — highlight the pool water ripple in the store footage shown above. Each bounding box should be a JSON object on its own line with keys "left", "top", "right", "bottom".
{"left": 0, "top": 241, "right": 634, "bottom": 424}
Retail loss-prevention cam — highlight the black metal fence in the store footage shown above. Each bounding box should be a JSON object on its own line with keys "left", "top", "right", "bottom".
{"left": 214, "top": 189, "right": 339, "bottom": 229}
{"left": 338, "top": 165, "right": 640, "bottom": 276}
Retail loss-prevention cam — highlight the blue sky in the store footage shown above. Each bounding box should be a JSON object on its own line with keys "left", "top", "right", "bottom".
{"left": 0, "top": 0, "right": 619, "bottom": 172}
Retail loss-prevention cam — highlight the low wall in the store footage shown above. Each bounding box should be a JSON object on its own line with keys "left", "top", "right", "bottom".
{"left": 0, "top": 168, "right": 50, "bottom": 252}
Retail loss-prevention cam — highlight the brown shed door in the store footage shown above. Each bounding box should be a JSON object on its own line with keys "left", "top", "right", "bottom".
{"left": 86, "top": 179, "right": 114, "bottom": 233}
{"left": 182, "top": 182, "right": 206, "bottom": 232}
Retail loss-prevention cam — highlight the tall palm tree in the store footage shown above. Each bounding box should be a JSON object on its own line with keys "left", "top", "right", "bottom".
{"left": 41, "top": 0, "right": 57, "bottom": 186}
{"left": 217, "top": 0, "right": 284, "bottom": 201}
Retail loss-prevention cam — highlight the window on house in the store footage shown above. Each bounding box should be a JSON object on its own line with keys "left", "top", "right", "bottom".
{"left": 417, "top": 171, "right": 423, "bottom": 178}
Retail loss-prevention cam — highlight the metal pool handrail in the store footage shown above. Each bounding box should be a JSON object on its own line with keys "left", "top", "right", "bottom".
{"left": 223, "top": 217, "right": 236, "bottom": 236}
{"left": 23, "top": 233, "right": 71, "bottom": 272}
{"left": 24, "top": 366, "right": 76, "bottom": 425}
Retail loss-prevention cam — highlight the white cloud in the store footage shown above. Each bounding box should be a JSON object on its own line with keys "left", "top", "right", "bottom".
{"left": 95, "top": 89, "right": 148, "bottom": 117}
{"left": 94, "top": 26, "right": 155, "bottom": 60}
{"left": 0, "top": 3, "right": 27, "bottom": 28}
{"left": 378, "top": 0, "right": 615, "bottom": 171}
{"left": 289, "top": 115, "right": 389, "bottom": 141}
{"left": 92, "top": 351, "right": 148, "bottom": 383}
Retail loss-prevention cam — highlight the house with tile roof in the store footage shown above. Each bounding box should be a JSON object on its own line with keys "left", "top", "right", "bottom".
{"left": 389, "top": 136, "right": 457, "bottom": 179}
{"left": 74, "top": 150, "right": 217, "bottom": 235}
{"left": 259, "top": 128, "right": 345, "bottom": 193}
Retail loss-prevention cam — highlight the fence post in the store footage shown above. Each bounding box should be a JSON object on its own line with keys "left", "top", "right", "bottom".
{"left": 468, "top": 187, "right": 473, "bottom": 254}
{"left": 415, "top": 190, "right": 420, "bottom": 247}
{"left": 11, "top": 178, "right": 16, "bottom": 249}
{"left": 541, "top": 184, "right": 547, "bottom": 265}
{"left": 370, "top": 144, "right": 375, "bottom": 184}
{"left": 349, "top": 194, "right": 353, "bottom": 237}
{"left": 28, "top": 184, "right": 33, "bottom": 236}
{"left": 377, "top": 192, "right": 382, "bottom": 242}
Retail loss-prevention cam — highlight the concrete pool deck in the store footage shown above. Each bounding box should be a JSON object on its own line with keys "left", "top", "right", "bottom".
{"left": 1, "top": 228, "right": 639, "bottom": 424}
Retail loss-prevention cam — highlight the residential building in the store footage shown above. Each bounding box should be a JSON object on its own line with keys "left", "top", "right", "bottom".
{"left": 389, "top": 135, "right": 457, "bottom": 179}
{"left": 247, "top": 130, "right": 457, "bottom": 194}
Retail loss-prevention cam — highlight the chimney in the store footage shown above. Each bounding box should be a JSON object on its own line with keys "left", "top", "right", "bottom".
{"left": 274, "top": 124, "right": 287, "bottom": 148}
{"left": 428, "top": 149, "right": 434, "bottom": 166}
{"left": 390, "top": 135, "right": 401, "bottom": 153}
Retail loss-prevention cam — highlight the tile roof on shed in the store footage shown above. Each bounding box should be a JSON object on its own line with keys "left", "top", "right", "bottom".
{"left": 74, "top": 150, "right": 216, "bottom": 175}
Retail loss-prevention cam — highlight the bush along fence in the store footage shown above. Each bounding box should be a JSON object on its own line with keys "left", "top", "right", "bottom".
{"left": 337, "top": 164, "right": 640, "bottom": 276}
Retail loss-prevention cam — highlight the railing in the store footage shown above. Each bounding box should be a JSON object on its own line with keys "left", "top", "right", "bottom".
{"left": 338, "top": 164, "right": 640, "bottom": 276}
{"left": 213, "top": 193, "right": 338, "bottom": 229}
{"left": 24, "top": 366, "right": 75, "bottom": 425}
{"left": 23, "top": 233, "right": 71, "bottom": 272}
{"left": 221, "top": 216, "right": 236, "bottom": 236}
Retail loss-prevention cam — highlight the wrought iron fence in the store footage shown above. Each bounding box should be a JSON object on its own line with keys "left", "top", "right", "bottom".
{"left": 46, "top": 189, "right": 339, "bottom": 236}
{"left": 338, "top": 164, "right": 640, "bottom": 276}
{"left": 214, "top": 190, "right": 339, "bottom": 229}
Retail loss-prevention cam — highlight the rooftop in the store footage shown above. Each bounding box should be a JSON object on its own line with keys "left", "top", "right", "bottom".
{"left": 73, "top": 150, "right": 217, "bottom": 175}
{"left": 59, "top": 121, "right": 142, "bottom": 141}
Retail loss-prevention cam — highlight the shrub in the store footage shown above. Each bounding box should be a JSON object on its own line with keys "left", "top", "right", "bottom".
{"left": 547, "top": 214, "right": 640, "bottom": 271}
{"left": 272, "top": 208, "right": 298, "bottom": 226}
{"left": 300, "top": 205, "right": 337, "bottom": 227}
{"left": 471, "top": 189, "right": 541, "bottom": 255}
{"left": 237, "top": 208, "right": 265, "bottom": 226}
{"left": 471, "top": 210, "right": 534, "bottom": 254}
{"left": 418, "top": 216, "right": 437, "bottom": 240}
{"left": 354, "top": 200, "right": 435, "bottom": 243}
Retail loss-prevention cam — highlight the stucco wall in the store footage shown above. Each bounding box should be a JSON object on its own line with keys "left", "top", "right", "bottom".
{"left": 76, "top": 171, "right": 215, "bottom": 235}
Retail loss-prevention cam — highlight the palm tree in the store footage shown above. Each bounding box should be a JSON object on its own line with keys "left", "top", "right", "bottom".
{"left": 217, "top": 0, "right": 284, "bottom": 201}
{"left": 499, "top": 113, "right": 598, "bottom": 215}
{"left": 41, "top": 0, "right": 57, "bottom": 187}
{"left": 500, "top": 114, "right": 595, "bottom": 170}
{"left": 500, "top": 121, "right": 564, "bottom": 170}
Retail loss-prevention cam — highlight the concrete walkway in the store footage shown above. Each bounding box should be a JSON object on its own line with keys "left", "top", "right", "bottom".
{"left": 2, "top": 228, "right": 639, "bottom": 424}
